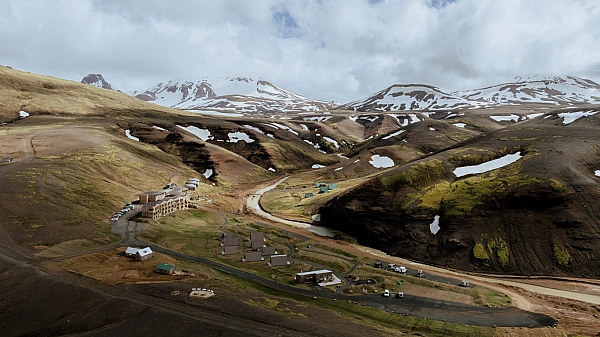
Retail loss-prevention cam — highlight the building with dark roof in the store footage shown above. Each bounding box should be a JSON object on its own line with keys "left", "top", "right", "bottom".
{"left": 243, "top": 251, "right": 263, "bottom": 262}
{"left": 155, "top": 263, "right": 175, "bottom": 275}
{"left": 268, "top": 255, "right": 289, "bottom": 266}
{"left": 222, "top": 237, "right": 238, "bottom": 247}
{"left": 262, "top": 246, "right": 277, "bottom": 256}
{"left": 250, "top": 231, "right": 265, "bottom": 249}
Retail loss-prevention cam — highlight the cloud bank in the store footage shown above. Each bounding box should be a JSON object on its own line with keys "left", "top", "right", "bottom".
{"left": 1, "top": 0, "right": 599, "bottom": 102}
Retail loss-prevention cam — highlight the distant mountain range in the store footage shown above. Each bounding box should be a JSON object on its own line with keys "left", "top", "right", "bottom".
{"left": 82, "top": 74, "right": 600, "bottom": 113}
{"left": 81, "top": 75, "right": 333, "bottom": 113}
{"left": 344, "top": 76, "right": 600, "bottom": 112}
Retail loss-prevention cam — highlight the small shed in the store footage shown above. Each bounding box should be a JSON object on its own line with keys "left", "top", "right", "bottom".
{"left": 295, "top": 270, "right": 333, "bottom": 283}
{"left": 222, "top": 246, "right": 238, "bottom": 255}
{"left": 243, "top": 251, "right": 264, "bottom": 262}
{"left": 222, "top": 237, "right": 238, "bottom": 247}
{"left": 135, "top": 247, "right": 153, "bottom": 261}
{"left": 304, "top": 193, "right": 314, "bottom": 198}
{"left": 318, "top": 186, "right": 328, "bottom": 194}
{"left": 155, "top": 263, "right": 175, "bottom": 275}
{"left": 328, "top": 183, "right": 337, "bottom": 190}
{"left": 262, "top": 246, "right": 277, "bottom": 256}
{"left": 124, "top": 247, "right": 138, "bottom": 258}
{"left": 269, "top": 254, "right": 289, "bottom": 266}
{"left": 315, "top": 182, "right": 327, "bottom": 187}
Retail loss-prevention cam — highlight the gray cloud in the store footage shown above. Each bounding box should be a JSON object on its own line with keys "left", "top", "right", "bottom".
{"left": 1, "top": 0, "right": 599, "bottom": 102}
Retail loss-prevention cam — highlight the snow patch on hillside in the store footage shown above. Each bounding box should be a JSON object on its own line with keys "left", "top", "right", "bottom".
{"left": 490, "top": 114, "right": 520, "bottom": 122}
{"left": 557, "top": 110, "right": 598, "bottom": 125}
{"left": 369, "top": 155, "right": 394, "bottom": 168}
{"left": 453, "top": 152, "right": 522, "bottom": 177}
{"left": 227, "top": 132, "right": 254, "bottom": 143}
{"left": 125, "top": 130, "right": 139, "bottom": 141}
{"left": 177, "top": 125, "right": 213, "bottom": 141}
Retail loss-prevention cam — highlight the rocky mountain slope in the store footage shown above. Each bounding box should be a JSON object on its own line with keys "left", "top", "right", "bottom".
{"left": 319, "top": 106, "right": 600, "bottom": 277}
{"left": 80, "top": 73, "right": 120, "bottom": 91}
{"left": 341, "top": 84, "right": 477, "bottom": 112}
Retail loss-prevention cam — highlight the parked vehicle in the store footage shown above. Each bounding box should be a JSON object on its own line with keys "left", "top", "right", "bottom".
{"left": 395, "top": 291, "right": 404, "bottom": 298}
{"left": 416, "top": 270, "right": 423, "bottom": 277}
{"left": 374, "top": 262, "right": 383, "bottom": 268}
{"left": 460, "top": 280, "right": 470, "bottom": 287}
{"left": 394, "top": 266, "right": 407, "bottom": 274}
{"left": 383, "top": 289, "right": 390, "bottom": 297}
{"left": 386, "top": 263, "right": 396, "bottom": 271}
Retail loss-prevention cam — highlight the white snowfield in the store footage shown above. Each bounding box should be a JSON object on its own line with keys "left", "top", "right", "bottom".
{"left": 153, "top": 125, "right": 166, "bottom": 131}
{"left": 557, "top": 110, "right": 598, "bottom": 125}
{"left": 227, "top": 132, "right": 255, "bottom": 143}
{"left": 369, "top": 155, "right": 394, "bottom": 168}
{"left": 203, "top": 169, "right": 213, "bottom": 179}
{"left": 453, "top": 123, "right": 467, "bottom": 128}
{"left": 595, "top": 170, "right": 600, "bottom": 177}
{"left": 382, "top": 129, "right": 406, "bottom": 140}
{"left": 490, "top": 114, "right": 520, "bottom": 122}
{"left": 243, "top": 125, "right": 264, "bottom": 134}
{"left": 323, "top": 136, "right": 339, "bottom": 149}
{"left": 19, "top": 110, "right": 29, "bottom": 118}
{"left": 176, "top": 125, "right": 213, "bottom": 141}
{"left": 125, "top": 130, "right": 139, "bottom": 141}
{"left": 430, "top": 215, "right": 441, "bottom": 235}
{"left": 312, "top": 164, "right": 326, "bottom": 169}
{"left": 453, "top": 152, "right": 523, "bottom": 177}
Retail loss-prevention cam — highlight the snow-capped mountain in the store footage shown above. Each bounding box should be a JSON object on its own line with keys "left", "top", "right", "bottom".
{"left": 80, "top": 74, "right": 120, "bottom": 92}
{"left": 341, "top": 84, "right": 477, "bottom": 112}
{"left": 454, "top": 76, "right": 600, "bottom": 106}
{"left": 129, "top": 77, "right": 334, "bottom": 112}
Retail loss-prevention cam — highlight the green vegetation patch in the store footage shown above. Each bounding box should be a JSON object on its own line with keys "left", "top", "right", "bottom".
{"left": 473, "top": 243, "right": 490, "bottom": 263}
{"left": 553, "top": 244, "right": 571, "bottom": 266}
{"left": 381, "top": 159, "right": 449, "bottom": 189}
{"left": 483, "top": 235, "right": 510, "bottom": 268}
{"left": 414, "top": 162, "right": 542, "bottom": 217}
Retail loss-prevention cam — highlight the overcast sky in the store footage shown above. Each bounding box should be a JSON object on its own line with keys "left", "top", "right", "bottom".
{"left": 2, "top": 0, "right": 600, "bottom": 102}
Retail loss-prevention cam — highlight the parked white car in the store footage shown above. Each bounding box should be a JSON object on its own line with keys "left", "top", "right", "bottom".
{"left": 395, "top": 291, "right": 404, "bottom": 298}
{"left": 383, "top": 289, "right": 390, "bottom": 297}
{"left": 394, "top": 266, "right": 407, "bottom": 274}
{"left": 386, "top": 263, "right": 396, "bottom": 271}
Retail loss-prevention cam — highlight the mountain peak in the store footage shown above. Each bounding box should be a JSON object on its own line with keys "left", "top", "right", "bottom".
{"left": 81, "top": 74, "right": 119, "bottom": 92}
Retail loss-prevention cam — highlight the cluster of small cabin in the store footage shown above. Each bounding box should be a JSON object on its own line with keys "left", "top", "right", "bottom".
{"left": 305, "top": 182, "right": 337, "bottom": 198}
{"left": 220, "top": 231, "right": 289, "bottom": 266}
{"left": 139, "top": 182, "right": 193, "bottom": 220}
